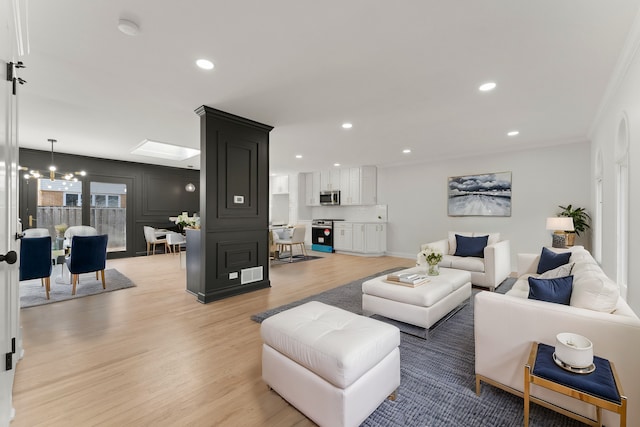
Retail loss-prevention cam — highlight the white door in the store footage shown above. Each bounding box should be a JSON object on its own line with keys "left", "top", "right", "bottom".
{"left": 1, "top": 0, "right": 23, "bottom": 423}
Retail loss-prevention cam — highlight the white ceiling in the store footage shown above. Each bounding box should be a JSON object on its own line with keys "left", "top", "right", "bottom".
{"left": 16, "top": 0, "right": 640, "bottom": 175}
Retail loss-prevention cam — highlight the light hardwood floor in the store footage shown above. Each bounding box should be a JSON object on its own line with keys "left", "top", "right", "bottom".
{"left": 13, "top": 252, "right": 413, "bottom": 426}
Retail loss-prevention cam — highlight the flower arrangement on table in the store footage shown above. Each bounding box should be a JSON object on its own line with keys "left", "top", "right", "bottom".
{"left": 174, "top": 213, "right": 199, "bottom": 230}
{"left": 54, "top": 223, "right": 68, "bottom": 237}
{"left": 417, "top": 246, "right": 443, "bottom": 276}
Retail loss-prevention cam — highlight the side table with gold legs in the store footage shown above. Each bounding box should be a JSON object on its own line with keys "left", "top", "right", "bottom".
{"left": 524, "top": 342, "right": 626, "bottom": 427}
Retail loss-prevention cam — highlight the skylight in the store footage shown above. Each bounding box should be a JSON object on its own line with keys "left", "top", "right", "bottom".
{"left": 131, "top": 140, "right": 200, "bottom": 161}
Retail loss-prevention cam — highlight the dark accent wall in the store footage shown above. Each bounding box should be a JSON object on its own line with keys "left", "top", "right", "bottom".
{"left": 190, "top": 106, "right": 272, "bottom": 303}
{"left": 19, "top": 148, "right": 199, "bottom": 258}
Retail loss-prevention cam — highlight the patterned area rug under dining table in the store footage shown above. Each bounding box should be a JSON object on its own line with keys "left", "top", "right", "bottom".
{"left": 20, "top": 268, "right": 136, "bottom": 308}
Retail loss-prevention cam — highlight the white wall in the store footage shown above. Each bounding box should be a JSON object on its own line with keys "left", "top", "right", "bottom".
{"left": 589, "top": 15, "right": 640, "bottom": 314}
{"left": 378, "top": 142, "right": 591, "bottom": 270}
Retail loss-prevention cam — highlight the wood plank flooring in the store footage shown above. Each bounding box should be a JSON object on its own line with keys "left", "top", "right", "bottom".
{"left": 13, "top": 252, "right": 413, "bottom": 426}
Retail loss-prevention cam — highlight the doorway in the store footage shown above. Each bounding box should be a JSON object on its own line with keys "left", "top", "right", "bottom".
{"left": 88, "top": 177, "right": 133, "bottom": 257}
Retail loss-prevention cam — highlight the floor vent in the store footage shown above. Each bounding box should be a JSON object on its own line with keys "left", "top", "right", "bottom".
{"left": 241, "top": 266, "right": 263, "bottom": 284}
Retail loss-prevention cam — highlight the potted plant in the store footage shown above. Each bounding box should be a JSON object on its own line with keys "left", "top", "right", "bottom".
{"left": 558, "top": 205, "right": 591, "bottom": 246}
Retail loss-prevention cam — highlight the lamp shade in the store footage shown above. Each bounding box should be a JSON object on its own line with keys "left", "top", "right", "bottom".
{"left": 546, "top": 217, "right": 574, "bottom": 231}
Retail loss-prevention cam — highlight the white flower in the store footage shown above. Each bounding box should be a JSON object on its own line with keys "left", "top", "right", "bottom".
{"left": 175, "top": 213, "right": 194, "bottom": 227}
{"left": 418, "top": 246, "right": 442, "bottom": 266}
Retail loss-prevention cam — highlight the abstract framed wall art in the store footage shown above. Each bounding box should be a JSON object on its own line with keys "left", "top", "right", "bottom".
{"left": 448, "top": 172, "right": 512, "bottom": 216}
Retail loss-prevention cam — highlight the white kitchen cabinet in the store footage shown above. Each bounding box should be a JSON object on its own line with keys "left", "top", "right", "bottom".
{"left": 339, "top": 166, "right": 377, "bottom": 205}
{"left": 304, "top": 172, "right": 321, "bottom": 206}
{"left": 348, "top": 222, "right": 386, "bottom": 255}
{"left": 271, "top": 175, "right": 289, "bottom": 194}
{"left": 364, "top": 223, "right": 386, "bottom": 253}
{"left": 320, "top": 169, "right": 341, "bottom": 191}
{"left": 333, "top": 222, "right": 353, "bottom": 251}
{"left": 360, "top": 166, "right": 377, "bottom": 205}
{"left": 352, "top": 223, "right": 366, "bottom": 252}
{"left": 339, "top": 167, "right": 360, "bottom": 205}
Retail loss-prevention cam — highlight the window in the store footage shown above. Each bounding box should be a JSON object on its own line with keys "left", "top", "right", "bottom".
{"left": 594, "top": 150, "right": 603, "bottom": 264}
{"left": 91, "top": 194, "right": 120, "bottom": 208}
{"left": 64, "top": 193, "right": 82, "bottom": 207}
{"left": 615, "top": 114, "right": 629, "bottom": 300}
{"left": 36, "top": 178, "right": 83, "bottom": 236}
{"left": 90, "top": 182, "right": 127, "bottom": 252}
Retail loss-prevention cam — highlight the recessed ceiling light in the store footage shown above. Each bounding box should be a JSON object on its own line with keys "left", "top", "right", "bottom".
{"left": 196, "top": 59, "right": 214, "bottom": 70}
{"left": 295, "top": 154, "right": 303, "bottom": 159}
{"left": 131, "top": 139, "right": 200, "bottom": 161}
{"left": 342, "top": 123, "right": 353, "bottom": 129}
{"left": 117, "top": 19, "right": 140, "bottom": 36}
{"left": 478, "top": 82, "right": 496, "bottom": 92}
{"left": 402, "top": 149, "right": 411, "bottom": 154}
{"left": 507, "top": 130, "right": 520, "bottom": 136}
{"left": 334, "top": 163, "right": 341, "bottom": 167}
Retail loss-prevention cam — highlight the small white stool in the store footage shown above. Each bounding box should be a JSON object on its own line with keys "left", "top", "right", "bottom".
{"left": 261, "top": 301, "right": 400, "bottom": 427}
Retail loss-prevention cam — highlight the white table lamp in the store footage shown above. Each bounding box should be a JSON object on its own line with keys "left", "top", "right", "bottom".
{"left": 546, "top": 217, "right": 574, "bottom": 248}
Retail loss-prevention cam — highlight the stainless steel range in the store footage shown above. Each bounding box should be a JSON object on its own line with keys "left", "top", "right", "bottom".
{"left": 311, "top": 219, "right": 344, "bottom": 253}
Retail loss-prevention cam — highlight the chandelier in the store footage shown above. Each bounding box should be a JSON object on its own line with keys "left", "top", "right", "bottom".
{"left": 20, "top": 139, "right": 87, "bottom": 181}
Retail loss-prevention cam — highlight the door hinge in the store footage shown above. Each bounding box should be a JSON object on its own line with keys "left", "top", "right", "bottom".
{"left": 6, "top": 61, "right": 26, "bottom": 95}
{"left": 5, "top": 353, "right": 12, "bottom": 371}
{"left": 12, "top": 337, "right": 16, "bottom": 354}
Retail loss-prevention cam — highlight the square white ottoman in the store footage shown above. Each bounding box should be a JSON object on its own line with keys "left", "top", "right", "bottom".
{"left": 362, "top": 267, "right": 472, "bottom": 330}
{"left": 261, "top": 301, "right": 400, "bottom": 427}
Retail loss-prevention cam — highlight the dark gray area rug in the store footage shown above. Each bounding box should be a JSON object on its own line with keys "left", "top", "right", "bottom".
{"left": 252, "top": 271, "right": 585, "bottom": 426}
{"left": 20, "top": 269, "right": 136, "bottom": 308}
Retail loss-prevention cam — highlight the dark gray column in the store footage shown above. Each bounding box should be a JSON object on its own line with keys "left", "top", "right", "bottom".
{"left": 191, "top": 106, "right": 272, "bottom": 303}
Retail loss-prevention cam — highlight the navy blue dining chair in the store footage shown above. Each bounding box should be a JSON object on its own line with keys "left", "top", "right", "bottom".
{"left": 19, "top": 236, "right": 53, "bottom": 299}
{"left": 65, "top": 234, "right": 108, "bottom": 295}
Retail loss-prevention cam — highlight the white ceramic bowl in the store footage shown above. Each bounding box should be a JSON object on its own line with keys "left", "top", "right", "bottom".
{"left": 555, "top": 333, "right": 593, "bottom": 368}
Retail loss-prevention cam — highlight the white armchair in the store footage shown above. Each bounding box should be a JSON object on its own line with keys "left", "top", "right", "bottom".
{"left": 419, "top": 231, "right": 511, "bottom": 291}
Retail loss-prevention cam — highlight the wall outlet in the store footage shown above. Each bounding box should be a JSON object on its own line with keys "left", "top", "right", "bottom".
{"left": 234, "top": 195, "right": 244, "bottom": 204}
{"left": 229, "top": 272, "right": 238, "bottom": 279}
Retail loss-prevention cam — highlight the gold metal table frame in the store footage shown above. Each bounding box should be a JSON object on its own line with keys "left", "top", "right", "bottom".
{"left": 524, "top": 341, "right": 627, "bottom": 427}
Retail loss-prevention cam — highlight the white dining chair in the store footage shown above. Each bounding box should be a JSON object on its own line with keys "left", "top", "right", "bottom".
{"left": 143, "top": 226, "right": 169, "bottom": 255}
{"left": 64, "top": 225, "right": 98, "bottom": 249}
{"left": 22, "top": 228, "right": 51, "bottom": 238}
{"left": 166, "top": 232, "right": 186, "bottom": 254}
{"left": 275, "top": 225, "right": 307, "bottom": 262}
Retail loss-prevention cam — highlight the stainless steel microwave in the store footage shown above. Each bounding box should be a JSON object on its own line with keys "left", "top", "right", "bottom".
{"left": 319, "top": 190, "right": 340, "bottom": 206}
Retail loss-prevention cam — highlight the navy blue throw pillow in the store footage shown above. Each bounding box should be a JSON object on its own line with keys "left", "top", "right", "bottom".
{"left": 454, "top": 234, "right": 488, "bottom": 258}
{"left": 536, "top": 247, "right": 571, "bottom": 274}
{"left": 528, "top": 275, "right": 573, "bottom": 305}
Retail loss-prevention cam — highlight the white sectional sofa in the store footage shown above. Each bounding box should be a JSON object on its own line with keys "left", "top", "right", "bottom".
{"left": 475, "top": 246, "right": 640, "bottom": 426}
{"left": 420, "top": 232, "right": 511, "bottom": 291}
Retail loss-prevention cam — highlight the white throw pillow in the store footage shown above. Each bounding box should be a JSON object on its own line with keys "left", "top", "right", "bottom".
{"left": 539, "top": 262, "right": 574, "bottom": 279}
{"left": 570, "top": 249, "right": 598, "bottom": 265}
{"left": 448, "top": 231, "right": 472, "bottom": 255}
{"left": 474, "top": 232, "right": 500, "bottom": 246}
{"left": 570, "top": 267, "right": 619, "bottom": 313}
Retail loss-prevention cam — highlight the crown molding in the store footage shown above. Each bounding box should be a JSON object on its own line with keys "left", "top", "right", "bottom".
{"left": 588, "top": 6, "right": 640, "bottom": 138}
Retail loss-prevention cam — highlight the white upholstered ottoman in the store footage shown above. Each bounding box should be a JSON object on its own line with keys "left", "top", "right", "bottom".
{"left": 261, "top": 301, "right": 400, "bottom": 427}
{"left": 362, "top": 267, "right": 472, "bottom": 329}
